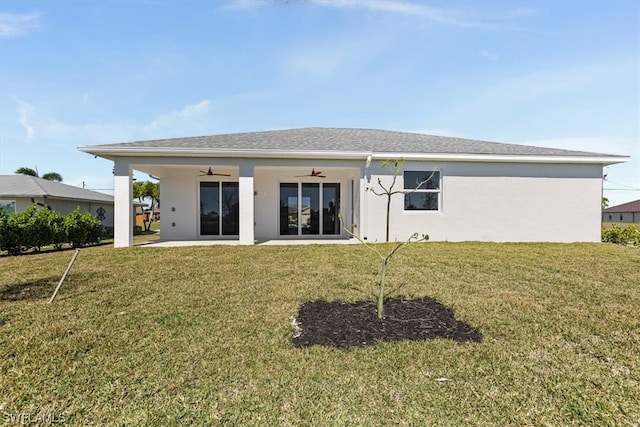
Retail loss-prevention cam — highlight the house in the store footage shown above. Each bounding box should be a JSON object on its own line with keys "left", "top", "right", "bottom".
{"left": 0, "top": 175, "right": 115, "bottom": 226}
{"left": 78, "top": 128, "right": 629, "bottom": 247}
{"left": 602, "top": 199, "right": 640, "bottom": 223}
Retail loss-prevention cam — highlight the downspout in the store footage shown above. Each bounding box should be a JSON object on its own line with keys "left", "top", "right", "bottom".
{"left": 363, "top": 154, "right": 372, "bottom": 240}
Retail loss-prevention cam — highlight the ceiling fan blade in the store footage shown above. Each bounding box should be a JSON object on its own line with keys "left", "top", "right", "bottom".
{"left": 211, "top": 173, "right": 231, "bottom": 177}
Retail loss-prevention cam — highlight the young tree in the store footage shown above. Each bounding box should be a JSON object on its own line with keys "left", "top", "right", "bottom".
{"left": 343, "top": 158, "right": 437, "bottom": 318}
{"left": 369, "top": 159, "right": 436, "bottom": 242}
{"left": 344, "top": 224, "right": 428, "bottom": 319}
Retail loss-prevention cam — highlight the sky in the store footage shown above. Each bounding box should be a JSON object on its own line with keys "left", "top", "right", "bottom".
{"left": 1, "top": 0, "right": 638, "bottom": 206}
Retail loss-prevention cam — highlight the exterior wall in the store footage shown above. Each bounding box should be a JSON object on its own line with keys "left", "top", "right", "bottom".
{"left": 11, "top": 197, "right": 114, "bottom": 227}
{"left": 154, "top": 159, "right": 362, "bottom": 242}
{"left": 137, "top": 156, "right": 604, "bottom": 244}
{"left": 364, "top": 161, "right": 603, "bottom": 243}
{"left": 252, "top": 166, "right": 358, "bottom": 240}
{"left": 603, "top": 212, "right": 640, "bottom": 223}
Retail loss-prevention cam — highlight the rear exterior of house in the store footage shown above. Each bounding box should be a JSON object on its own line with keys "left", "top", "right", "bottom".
{"left": 79, "top": 128, "right": 628, "bottom": 247}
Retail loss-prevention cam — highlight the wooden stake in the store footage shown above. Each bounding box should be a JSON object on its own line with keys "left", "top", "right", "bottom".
{"left": 49, "top": 249, "right": 79, "bottom": 303}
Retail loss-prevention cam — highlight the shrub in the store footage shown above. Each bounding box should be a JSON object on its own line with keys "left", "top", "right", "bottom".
{"left": 49, "top": 210, "right": 67, "bottom": 250}
{"left": 101, "top": 226, "right": 114, "bottom": 240}
{"left": 64, "top": 208, "right": 102, "bottom": 248}
{"left": 0, "top": 210, "right": 23, "bottom": 255}
{"left": 602, "top": 224, "right": 640, "bottom": 246}
{"left": 27, "top": 206, "right": 56, "bottom": 252}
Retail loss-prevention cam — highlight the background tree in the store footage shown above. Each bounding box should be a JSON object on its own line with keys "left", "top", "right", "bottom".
{"left": 15, "top": 167, "right": 63, "bottom": 182}
{"left": 133, "top": 180, "right": 160, "bottom": 232}
{"left": 602, "top": 197, "right": 610, "bottom": 209}
{"left": 14, "top": 167, "right": 38, "bottom": 177}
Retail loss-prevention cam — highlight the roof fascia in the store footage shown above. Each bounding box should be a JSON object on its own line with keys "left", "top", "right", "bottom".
{"left": 79, "top": 146, "right": 629, "bottom": 166}
{"left": 78, "top": 146, "right": 371, "bottom": 160}
{"left": 371, "top": 152, "right": 630, "bottom": 166}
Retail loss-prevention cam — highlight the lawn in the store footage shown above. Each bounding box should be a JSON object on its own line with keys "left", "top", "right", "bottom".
{"left": 1, "top": 243, "right": 639, "bottom": 425}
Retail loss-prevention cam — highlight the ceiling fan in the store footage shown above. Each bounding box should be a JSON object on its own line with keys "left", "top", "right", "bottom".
{"left": 295, "top": 168, "right": 326, "bottom": 178}
{"left": 199, "top": 167, "right": 231, "bottom": 177}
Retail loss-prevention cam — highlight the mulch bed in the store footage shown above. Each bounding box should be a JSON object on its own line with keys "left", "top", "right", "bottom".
{"left": 291, "top": 297, "right": 482, "bottom": 348}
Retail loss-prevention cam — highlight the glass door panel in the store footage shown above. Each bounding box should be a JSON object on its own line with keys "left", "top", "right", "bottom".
{"left": 280, "top": 182, "right": 340, "bottom": 236}
{"left": 302, "top": 183, "right": 320, "bottom": 235}
{"left": 280, "top": 183, "right": 298, "bottom": 235}
{"left": 323, "top": 183, "right": 340, "bottom": 235}
{"left": 200, "top": 182, "right": 219, "bottom": 235}
{"left": 221, "top": 182, "right": 239, "bottom": 235}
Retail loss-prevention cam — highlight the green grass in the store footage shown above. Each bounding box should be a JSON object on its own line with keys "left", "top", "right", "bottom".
{"left": 1, "top": 243, "right": 639, "bottom": 425}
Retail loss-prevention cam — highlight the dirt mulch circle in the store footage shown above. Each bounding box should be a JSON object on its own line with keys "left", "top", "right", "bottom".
{"left": 291, "top": 297, "right": 482, "bottom": 348}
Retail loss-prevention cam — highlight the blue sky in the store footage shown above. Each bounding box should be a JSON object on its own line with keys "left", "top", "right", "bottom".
{"left": 1, "top": 0, "right": 638, "bottom": 205}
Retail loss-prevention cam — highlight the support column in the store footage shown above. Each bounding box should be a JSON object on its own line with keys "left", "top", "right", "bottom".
{"left": 238, "top": 164, "right": 255, "bottom": 245}
{"left": 113, "top": 160, "right": 133, "bottom": 248}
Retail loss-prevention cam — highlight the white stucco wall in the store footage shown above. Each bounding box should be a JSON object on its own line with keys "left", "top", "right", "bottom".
{"left": 133, "top": 156, "right": 604, "bottom": 244}
{"left": 364, "top": 161, "right": 603, "bottom": 242}
{"left": 156, "top": 160, "right": 361, "bottom": 242}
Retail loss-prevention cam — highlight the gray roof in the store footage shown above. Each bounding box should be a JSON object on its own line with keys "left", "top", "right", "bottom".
{"left": 0, "top": 175, "right": 114, "bottom": 204}
{"left": 82, "top": 127, "right": 623, "bottom": 158}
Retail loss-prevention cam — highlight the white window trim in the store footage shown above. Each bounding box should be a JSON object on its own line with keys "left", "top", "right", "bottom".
{"left": 402, "top": 170, "right": 441, "bottom": 212}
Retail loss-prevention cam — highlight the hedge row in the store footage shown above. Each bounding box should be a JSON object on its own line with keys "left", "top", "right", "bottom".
{"left": 0, "top": 205, "right": 104, "bottom": 255}
{"left": 602, "top": 224, "right": 640, "bottom": 246}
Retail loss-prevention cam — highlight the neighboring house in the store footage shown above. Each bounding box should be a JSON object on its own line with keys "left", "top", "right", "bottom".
{"left": 0, "top": 175, "right": 115, "bottom": 227}
{"left": 78, "top": 128, "right": 629, "bottom": 247}
{"left": 602, "top": 199, "right": 640, "bottom": 223}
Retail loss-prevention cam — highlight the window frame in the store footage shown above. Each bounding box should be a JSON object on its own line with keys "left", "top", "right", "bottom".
{"left": 198, "top": 181, "right": 240, "bottom": 237}
{"left": 402, "top": 170, "right": 441, "bottom": 212}
{"left": 0, "top": 200, "right": 16, "bottom": 214}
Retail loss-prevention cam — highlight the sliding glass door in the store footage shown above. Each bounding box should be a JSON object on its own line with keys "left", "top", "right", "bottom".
{"left": 280, "top": 183, "right": 340, "bottom": 236}
{"left": 200, "top": 182, "right": 239, "bottom": 236}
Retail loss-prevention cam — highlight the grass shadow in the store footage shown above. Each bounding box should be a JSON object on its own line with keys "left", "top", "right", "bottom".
{"left": 0, "top": 271, "right": 104, "bottom": 302}
{"left": 0, "top": 277, "right": 58, "bottom": 301}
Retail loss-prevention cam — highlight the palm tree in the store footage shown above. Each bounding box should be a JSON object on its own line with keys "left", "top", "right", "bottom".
{"left": 15, "top": 167, "right": 63, "bottom": 182}
{"left": 14, "top": 167, "right": 38, "bottom": 177}
{"left": 41, "top": 172, "right": 63, "bottom": 182}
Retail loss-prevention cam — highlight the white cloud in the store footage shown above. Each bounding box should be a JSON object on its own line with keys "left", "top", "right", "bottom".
{"left": 14, "top": 98, "right": 35, "bottom": 140}
{"left": 145, "top": 100, "right": 212, "bottom": 131}
{"left": 11, "top": 100, "right": 217, "bottom": 146}
{"left": 310, "top": 0, "right": 489, "bottom": 28}
{"left": 0, "top": 12, "right": 42, "bottom": 37}
{"left": 470, "top": 57, "right": 638, "bottom": 109}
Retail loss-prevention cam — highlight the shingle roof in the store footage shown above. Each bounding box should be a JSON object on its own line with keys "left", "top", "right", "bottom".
{"left": 603, "top": 199, "right": 640, "bottom": 213}
{"left": 81, "top": 127, "right": 623, "bottom": 158}
{"left": 0, "top": 175, "right": 113, "bottom": 204}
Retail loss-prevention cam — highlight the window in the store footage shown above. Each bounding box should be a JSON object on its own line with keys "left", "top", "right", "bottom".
{"left": 0, "top": 200, "right": 16, "bottom": 214}
{"left": 403, "top": 171, "right": 440, "bottom": 211}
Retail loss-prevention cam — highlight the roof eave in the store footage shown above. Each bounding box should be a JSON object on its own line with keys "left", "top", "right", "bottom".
{"left": 79, "top": 146, "right": 371, "bottom": 160}
{"left": 79, "top": 146, "right": 629, "bottom": 165}
{"left": 372, "top": 152, "right": 630, "bottom": 165}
